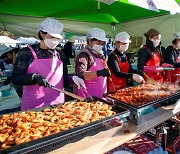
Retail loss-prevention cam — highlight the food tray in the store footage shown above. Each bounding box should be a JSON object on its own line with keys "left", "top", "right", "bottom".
{"left": 0, "top": 97, "right": 130, "bottom": 154}
{"left": 104, "top": 91, "right": 180, "bottom": 124}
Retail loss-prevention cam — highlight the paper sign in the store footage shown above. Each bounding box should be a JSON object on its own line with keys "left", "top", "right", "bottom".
{"left": 152, "top": 0, "right": 180, "bottom": 14}
{"left": 128, "top": 0, "right": 159, "bottom": 12}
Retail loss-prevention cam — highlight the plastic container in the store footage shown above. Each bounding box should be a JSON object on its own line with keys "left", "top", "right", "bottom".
{"left": 112, "top": 150, "right": 132, "bottom": 154}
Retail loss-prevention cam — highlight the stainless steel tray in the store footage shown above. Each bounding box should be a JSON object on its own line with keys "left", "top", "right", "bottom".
{"left": 0, "top": 97, "right": 130, "bottom": 154}
{"left": 104, "top": 92, "right": 180, "bottom": 124}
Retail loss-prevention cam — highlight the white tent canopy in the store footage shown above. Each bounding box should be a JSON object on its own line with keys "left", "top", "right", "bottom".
{"left": 0, "top": 14, "right": 113, "bottom": 38}
{"left": 0, "top": 36, "right": 21, "bottom": 45}
{"left": 16, "top": 37, "right": 39, "bottom": 45}
{"left": 0, "top": 13, "right": 179, "bottom": 47}
{"left": 116, "top": 14, "right": 180, "bottom": 47}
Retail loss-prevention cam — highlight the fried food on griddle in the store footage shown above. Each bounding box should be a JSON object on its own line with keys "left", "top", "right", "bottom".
{"left": 108, "top": 83, "right": 179, "bottom": 107}
{"left": 0, "top": 101, "right": 115, "bottom": 149}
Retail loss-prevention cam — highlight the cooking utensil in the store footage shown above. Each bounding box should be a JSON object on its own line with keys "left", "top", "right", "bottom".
{"left": 80, "top": 88, "right": 88, "bottom": 102}
{"left": 104, "top": 88, "right": 180, "bottom": 124}
{"left": 49, "top": 85, "right": 85, "bottom": 101}
{"left": 143, "top": 73, "right": 156, "bottom": 83}
{"left": 156, "top": 67, "right": 175, "bottom": 71}
{"left": 81, "top": 87, "right": 94, "bottom": 101}
{"left": 0, "top": 97, "right": 130, "bottom": 154}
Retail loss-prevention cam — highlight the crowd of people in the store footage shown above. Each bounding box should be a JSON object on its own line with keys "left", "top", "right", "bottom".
{"left": 0, "top": 17, "right": 179, "bottom": 110}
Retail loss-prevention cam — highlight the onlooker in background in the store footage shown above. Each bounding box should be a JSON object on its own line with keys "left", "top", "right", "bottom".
{"left": 0, "top": 48, "right": 19, "bottom": 84}
{"left": 0, "top": 48, "right": 18, "bottom": 65}
{"left": 75, "top": 28, "right": 110, "bottom": 98}
{"left": 0, "top": 48, "right": 23, "bottom": 97}
{"left": 102, "top": 42, "right": 108, "bottom": 58}
{"left": 163, "top": 32, "right": 180, "bottom": 82}
{"left": 63, "top": 37, "right": 75, "bottom": 65}
{"left": 137, "top": 29, "right": 164, "bottom": 83}
{"left": 107, "top": 32, "right": 144, "bottom": 91}
{"left": 106, "top": 39, "right": 114, "bottom": 56}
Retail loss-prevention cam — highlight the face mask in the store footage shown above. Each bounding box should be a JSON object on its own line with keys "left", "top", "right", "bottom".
{"left": 44, "top": 38, "right": 59, "bottom": 49}
{"left": 151, "top": 39, "right": 161, "bottom": 48}
{"left": 92, "top": 44, "right": 103, "bottom": 55}
{"left": 118, "top": 44, "right": 129, "bottom": 52}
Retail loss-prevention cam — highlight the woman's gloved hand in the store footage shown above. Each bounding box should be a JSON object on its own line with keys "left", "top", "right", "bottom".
{"left": 97, "top": 68, "right": 110, "bottom": 77}
{"left": 72, "top": 76, "right": 86, "bottom": 89}
{"left": 32, "top": 74, "right": 50, "bottom": 87}
{"left": 132, "top": 74, "right": 145, "bottom": 83}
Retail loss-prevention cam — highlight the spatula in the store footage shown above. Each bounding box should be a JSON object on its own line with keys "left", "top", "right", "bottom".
{"left": 49, "top": 85, "right": 85, "bottom": 101}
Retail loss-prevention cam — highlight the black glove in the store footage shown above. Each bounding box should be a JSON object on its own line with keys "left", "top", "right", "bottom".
{"left": 33, "top": 74, "right": 50, "bottom": 87}
{"left": 97, "top": 68, "right": 110, "bottom": 77}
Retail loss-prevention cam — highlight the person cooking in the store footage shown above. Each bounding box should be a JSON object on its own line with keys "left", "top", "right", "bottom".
{"left": 163, "top": 32, "right": 180, "bottom": 83}
{"left": 75, "top": 28, "right": 110, "bottom": 98}
{"left": 12, "top": 18, "right": 84, "bottom": 110}
{"left": 107, "top": 32, "right": 144, "bottom": 91}
{"left": 137, "top": 29, "right": 164, "bottom": 83}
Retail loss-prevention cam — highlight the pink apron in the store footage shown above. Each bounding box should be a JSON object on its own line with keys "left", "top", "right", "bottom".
{"left": 21, "top": 46, "right": 64, "bottom": 110}
{"left": 77, "top": 49, "right": 107, "bottom": 98}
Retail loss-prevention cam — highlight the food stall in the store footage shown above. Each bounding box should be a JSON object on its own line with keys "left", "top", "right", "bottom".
{"left": 49, "top": 105, "right": 177, "bottom": 154}
{"left": 0, "top": 83, "right": 179, "bottom": 154}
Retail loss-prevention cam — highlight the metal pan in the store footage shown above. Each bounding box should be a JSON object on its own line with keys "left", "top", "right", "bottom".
{"left": 104, "top": 91, "right": 180, "bottom": 109}
{"left": 104, "top": 91, "right": 180, "bottom": 124}
{"left": 0, "top": 97, "right": 130, "bottom": 154}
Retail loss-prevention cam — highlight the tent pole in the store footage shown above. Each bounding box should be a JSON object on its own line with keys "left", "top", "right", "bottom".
{"left": 112, "top": 23, "right": 116, "bottom": 39}
{"left": 98, "top": 0, "right": 100, "bottom": 10}
{"left": 2, "top": 23, "right": 7, "bottom": 31}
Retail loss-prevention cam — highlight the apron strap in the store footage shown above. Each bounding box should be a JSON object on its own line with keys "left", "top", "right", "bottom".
{"left": 53, "top": 49, "right": 59, "bottom": 58}
{"left": 28, "top": 46, "right": 38, "bottom": 59}
{"left": 112, "top": 51, "right": 127, "bottom": 63}
{"left": 144, "top": 46, "right": 161, "bottom": 56}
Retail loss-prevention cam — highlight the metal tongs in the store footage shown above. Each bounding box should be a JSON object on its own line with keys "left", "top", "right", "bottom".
{"left": 49, "top": 85, "right": 85, "bottom": 101}
{"left": 80, "top": 87, "right": 94, "bottom": 101}
{"left": 156, "top": 67, "right": 175, "bottom": 71}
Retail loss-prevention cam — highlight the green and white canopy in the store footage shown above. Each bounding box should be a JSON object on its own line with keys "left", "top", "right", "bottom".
{"left": 0, "top": 0, "right": 179, "bottom": 46}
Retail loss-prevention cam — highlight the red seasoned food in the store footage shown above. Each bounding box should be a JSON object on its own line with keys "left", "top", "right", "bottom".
{"left": 108, "top": 83, "right": 179, "bottom": 107}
